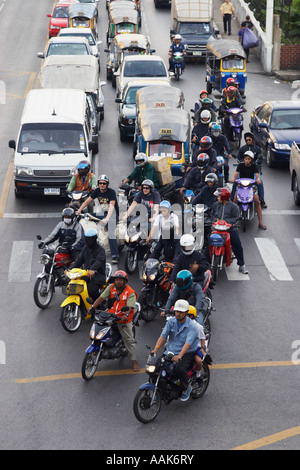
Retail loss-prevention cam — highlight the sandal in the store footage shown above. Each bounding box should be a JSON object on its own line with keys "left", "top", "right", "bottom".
{"left": 258, "top": 224, "right": 267, "bottom": 230}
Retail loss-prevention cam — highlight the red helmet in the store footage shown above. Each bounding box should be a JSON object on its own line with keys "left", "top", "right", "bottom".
{"left": 227, "top": 86, "right": 237, "bottom": 95}
{"left": 226, "top": 77, "right": 235, "bottom": 86}
{"left": 200, "top": 136, "right": 213, "bottom": 150}
{"left": 214, "top": 187, "right": 231, "bottom": 201}
{"left": 199, "top": 89, "right": 208, "bottom": 97}
{"left": 113, "top": 270, "right": 128, "bottom": 282}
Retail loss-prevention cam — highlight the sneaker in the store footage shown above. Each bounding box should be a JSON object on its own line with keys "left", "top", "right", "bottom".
{"left": 111, "top": 256, "right": 119, "bottom": 264}
{"left": 180, "top": 385, "right": 192, "bottom": 402}
{"left": 239, "top": 265, "right": 249, "bottom": 274}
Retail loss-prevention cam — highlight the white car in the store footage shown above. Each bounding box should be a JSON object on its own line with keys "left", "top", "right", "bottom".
{"left": 57, "top": 27, "right": 102, "bottom": 58}
{"left": 114, "top": 55, "right": 170, "bottom": 98}
{"left": 37, "top": 36, "right": 93, "bottom": 59}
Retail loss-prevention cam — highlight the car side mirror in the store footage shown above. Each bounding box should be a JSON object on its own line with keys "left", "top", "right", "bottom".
{"left": 259, "top": 122, "right": 268, "bottom": 129}
{"left": 8, "top": 140, "right": 16, "bottom": 149}
{"left": 47, "top": 14, "right": 52, "bottom": 18}
{"left": 115, "top": 98, "right": 122, "bottom": 103}
{"left": 88, "top": 141, "right": 96, "bottom": 151}
{"left": 37, "top": 52, "right": 45, "bottom": 59}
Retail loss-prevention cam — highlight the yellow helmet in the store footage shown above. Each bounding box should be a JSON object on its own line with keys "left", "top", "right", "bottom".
{"left": 188, "top": 305, "right": 197, "bottom": 318}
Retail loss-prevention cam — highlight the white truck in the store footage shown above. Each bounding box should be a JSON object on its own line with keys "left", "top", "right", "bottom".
{"left": 290, "top": 141, "right": 300, "bottom": 206}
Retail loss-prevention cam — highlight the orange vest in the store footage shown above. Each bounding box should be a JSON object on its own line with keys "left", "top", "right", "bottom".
{"left": 74, "top": 172, "right": 93, "bottom": 191}
{"left": 108, "top": 284, "right": 137, "bottom": 323}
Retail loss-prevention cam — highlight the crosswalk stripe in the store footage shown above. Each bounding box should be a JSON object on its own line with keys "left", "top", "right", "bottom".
{"left": 293, "top": 238, "right": 300, "bottom": 253}
{"left": 225, "top": 259, "right": 250, "bottom": 280}
{"left": 254, "top": 238, "right": 293, "bottom": 281}
{"left": 8, "top": 241, "right": 34, "bottom": 282}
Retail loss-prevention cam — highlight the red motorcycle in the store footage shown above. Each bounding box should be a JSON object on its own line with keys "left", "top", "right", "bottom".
{"left": 208, "top": 220, "right": 233, "bottom": 283}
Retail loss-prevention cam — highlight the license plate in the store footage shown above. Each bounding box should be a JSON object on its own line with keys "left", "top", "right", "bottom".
{"left": 193, "top": 51, "right": 202, "bottom": 56}
{"left": 44, "top": 188, "right": 60, "bottom": 195}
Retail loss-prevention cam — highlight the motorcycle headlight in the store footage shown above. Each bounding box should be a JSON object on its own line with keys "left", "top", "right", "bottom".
{"left": 148, "top": 274, "right": 156, "bottom": 281}
{"left": 146, "top": 365, "right": 156, "bottom": 373}
{"left": 96, "top": 326, "right": 110, "bottom": 340}
{"left": 142, "top": 273, "right": 147, "bottom": 281}
{"left": 40, "top": 254, "right": 51, "bottom": 265}
{"left": 125, "top": 233, "right": 130, "bottom": 243}
{"left": 131, "top": 233, "right": 140, "bottom": 242}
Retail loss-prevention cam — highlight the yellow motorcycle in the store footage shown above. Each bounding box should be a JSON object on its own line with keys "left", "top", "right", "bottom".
{"left": 60, "top": 264, "right": 112, "bottom": 333}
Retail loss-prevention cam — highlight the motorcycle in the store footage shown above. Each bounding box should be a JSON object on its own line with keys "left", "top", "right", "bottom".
{"left": 133, "top": 338, "right": 212, "bottom": 424}
{"left": 138, "top": 258, "right": 173, "bottom": 322}
{"left": 118, "top": 183, "right": 139, "bottom": 212}
{"left": 222, "top": 107, "right": 244, "bottom": 148}
{"left": 124, "top": 219, "right": 150, "bottom": 274}
{"left": 33, "top": 235, "right": 72, "bottom": 309}
{"left": 208, "top": 220, "right": 237, "bottom": 282}
{"left": 216, "top": 156, "right": 225, "bottom": 187}
{"left": 235, "top": 178, "right": 256, "bottom": 232}
{"left": 81, "top": 303, "right": 141, "bottom": 381}
{"left": 170, "top": 52, "right": 184, "bottom": 81}
{"left": 67, "top": 190, "right": 90, "bottom": 212}
{"left": 60, "top": 263, "right": 112, "bottom": 333}
{"left": 79, "top": 212, "right": 126, "bottom": 253}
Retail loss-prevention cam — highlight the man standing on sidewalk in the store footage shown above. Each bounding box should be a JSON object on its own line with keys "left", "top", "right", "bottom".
{"left": 220, "top": 0, "right": 235, "bottom": 35}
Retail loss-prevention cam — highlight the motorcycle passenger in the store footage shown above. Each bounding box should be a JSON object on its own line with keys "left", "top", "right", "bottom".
{"left": 181, "top": 153, "right": 214, "bottom": 195}
{"left": 192, "top": 172, "right": 219, "bottom": 209}
{"left": 170, "top": 234, "right": 209, "bottom": 285}
{"left": 194, "top": 89, "right": 217, "bottom": 113}
{"left": 152, "top": 298, "right": 199, "bottom": 401}
{"left": 231, "top": 151, "right": 267, "bottom": 230}
{"left": 210, "top": 187, "right": 248, "bottom": 273}
{"left": 121, "top": 153, "right": 160, "bottom": 190}
{"left": 209, "top": 123, "right": 232, "bottom": 182}
{"left": 164, "top": 269, "right": 206, "bottom": 327}
{"left": 88, "top": 270, "right": 140, "bottom": 372}
{"left": 150, "top": 221, "right": 181, "bottom": 263}
{"left": 168, "top": 34, "right": 186, "bottom": 72}
{"left": 191, "top": 136, "right": 218, "bottom": 170}
{"left": 237, "top": 132, "right": 267, "bottom": 208}
{"left": 68, "top": 228, "right": 107, "bottom": 301}
{"left": 222, "top": 77, "right": 242, "bottom": 102}
{"left": 219, "top": 86, "right": 244, "bottom": 137}
{"left": 40, "top": 207, "right": 84, "bottom": 261}
{"left": 194, "top": 98, "right": 218, "bottom": 124}
{"left": 188, "top": 305, "right": 206, "bottom": 385}
{"left": 77, "top": 175, "right": 120, "bottom": 264}
{"left": 67, "top": 160, "right": 97, "bottom": 193}
{"left": 191, "top": 110, "right": 212, "bottom": 152}
{"left": 146, "top": 200, "right": 179, "bottom": 243}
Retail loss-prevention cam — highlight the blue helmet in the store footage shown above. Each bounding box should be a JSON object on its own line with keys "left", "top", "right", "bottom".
{"left": 159, "top": 200, "right": 171, "bottom": 210}
{"left": 85, "top": 228, "right": 98, "bottom": 248}
{"left": 176, "top": 270, "right": 193, "bottom": 291}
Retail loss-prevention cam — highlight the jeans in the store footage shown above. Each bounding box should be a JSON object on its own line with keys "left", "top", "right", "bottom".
{"left": 95, "top": 214, "right": 119, "bottom": 258}
{"left": 229, "top": 229, "right": 245, "bottom": 266}
{"left": 223, "top": 13, "right": 232, "bottom": 33}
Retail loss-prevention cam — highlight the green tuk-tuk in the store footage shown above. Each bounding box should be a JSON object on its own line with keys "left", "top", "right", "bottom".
{"left": 68, "top": 3, "right": 98, "bottom": 36}
{"left": 107, "top": 3, "right": 139, "bottom": 44}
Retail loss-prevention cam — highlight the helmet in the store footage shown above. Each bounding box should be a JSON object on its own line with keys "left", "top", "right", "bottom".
{"left": 180, "top": 234, "right": 195, "bottom": 255}
{"left": 200, "top": 136, "right": 213, "bottom": 150}
{"left": 214, "top": 187, "right": 231, "bottom": 201}
{"left": 174, "top": 299, "right": 189, "bottom": 312}
{"left": 216, "top": 156, "right": 225, "bottom": 166}
{"left": 227, "top": 86, "right": 237, "bottom": 96}
{"left": 244, "top": 132, "right": 254, "bottom": 141}
{"left": 205, "top": 172, "right": 218, "bottom": 183}
{"left": 77, "top": 160, "right": 90, "bottom": 176}
{"left": 84, "top": 228, "right": 98, "bottom": 248}
{"left": 176, "top": 270, "right": 193, "bottom": 291}
{"left": 188, "top": 305, "right": 197, "bottom": 318}
{"left": 135, "top": 152, "right": 148, "bottom": 167}
{"left": 141, "top": 179, "right": 154, "bottom": 192}
{"left": 62, "top": 207, "right": 75, "bottom": 221}
{"left": 208, "top": 121, "right": 218, "bottom": 129}
{"left": 201, "top": 98, "right": 212, "bottom": 108}
{"left": 196, "top": 153, "right": 209, "bottom": 168}
{"left": 97, "top": 174, "right": 109, "bottom": 185}
{"left": 174, "top": 34, "right": 182, "bottom": 40}
{"left": 243, "top": 150, "right": 254, "bottom": 159}
{"left": 200, "top": 109, "right": 211, "bottom": 124}
{"left": 159, "top": 200, "right": 171, "bottom": 210}
{"left": 211, "top": 123, "right": 222, "bottom": 137}
{"left": 199, "top": 89, "right": 208, "bottom": 97}
{"left": 226, "top": 77, "right": 235, "bottom": 86}
{"left": 113, "top": 270, "right": 128, "bottom": 282}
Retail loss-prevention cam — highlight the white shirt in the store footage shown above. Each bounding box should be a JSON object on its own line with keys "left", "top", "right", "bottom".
{"left": 193, "top": 321, "right": 206, "bottom": 347}
{"left": 152, "top": 212, "right": 179, "bottom": 239}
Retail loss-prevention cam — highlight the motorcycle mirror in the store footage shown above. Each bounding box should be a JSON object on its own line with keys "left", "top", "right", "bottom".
{"left": 36, "top": 235, "right": 42, "bottom": 240}
{"left": 86, "top": 297, "right": 93, "bottom": 305}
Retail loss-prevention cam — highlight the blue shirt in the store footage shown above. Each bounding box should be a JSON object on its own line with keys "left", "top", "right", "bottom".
{"left": 161, "top": 316, "right": 199, "bottom": 355}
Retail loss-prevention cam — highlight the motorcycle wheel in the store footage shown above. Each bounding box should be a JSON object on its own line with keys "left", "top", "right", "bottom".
{"left": 138, "top": 290, "right": 158, "bottom": 322}
{"left": 242, "top": 211, "right": 247, "bottom": 232}
{"left": 60, "top": 302, "right": 82, "bottom": 333}
{"left": 191, "top": 362, "right": 210, "bottom": 399}
{"left": 211, "top": 255, "right": 220, "bottom": 283}
{"left": 124, "top": 249, "right": 138, "bottom": 274}
{"left": 33, "top": 275, "right": 54, "bottom": 309}
{"left": 133, "top": 389, "right": 162, "bottom": 424}
{"left": 81, "top": 351, "right": 100, "bottom": 381}
{"left": 175, "top": 67, "right": 180, "bottom": 81}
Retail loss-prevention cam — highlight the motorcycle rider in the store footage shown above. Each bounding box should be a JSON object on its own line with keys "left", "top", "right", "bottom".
{"left": 181, "top": 153, "right": 214, "bottom": 195}
{"left": 68, "top": 228, "right": 107, "bottom": 301}
{"left": 152, "top": 298, "right": 199, "bottom": 401}
{"left": 39, "top": 207, "right": 84, "bottom": 261}
{"left": 210, "top": 187, "right": 248, "bottom": 273}
{"left": 121, "top": 153, "right": 160, "bottom": 190}
{"left": 194, "top": 89, "right": 217, "bottom": 113}
{"left": 163, "top": 269, "right": 206, "bottom": 327}
{"left": 194, "top": 98, "right": 218, "bottom": 124}
{"left": 146, "top": 200, "right": 179, "bottom": 243}
{"left": 192, "top": 172, "right": 219, "bottom": 209}
{"left": 191, "top": 110, "right": 212, "bottom": 151}
{"left": 219, "top": 86, "right": 245, "bottom": 138}
{"left": 76, "top": 175, "right": 120, "bottom": 264}
{"left": 222, "top": 77, "right": 243, "bottom": 101}
{"left": 191, "top": 136, "right": 218, "bottom": 170}
{"left": 67, "top": 160, "right": 97, "bottom": 193}
{"left": 231, "top": 151, "right": 267, "bottom": 230}
{"left": 150, "top": 221, "right": 181, "bottom": 263}
{"left": 170, "top": 233, "right": 209, "bottom": 285}
{"left": 168, "top": 34, "right": 186, "bottom": 72}
{"left": 209, "top": 123, "right": 232, "bottom": 182}
{"left": 188, "top": 305, "right": 206, "bottom": 385}
{"left": 236, "top": 132, "right": 267, "bottom": 208}
{"left": 88, "top": 270, "right": 140, "bottom": 372}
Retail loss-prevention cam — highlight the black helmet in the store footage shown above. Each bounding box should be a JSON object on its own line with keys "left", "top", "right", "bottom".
{"left": 62, "top": 207, "right": 75, "bottom": 221}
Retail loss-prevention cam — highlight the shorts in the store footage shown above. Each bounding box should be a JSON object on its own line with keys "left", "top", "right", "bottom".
{"left": 195, "top": 347, "right": 203, "bottom": 359}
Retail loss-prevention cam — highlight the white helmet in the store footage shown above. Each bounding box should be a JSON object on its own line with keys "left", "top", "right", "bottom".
{"left": 200, "top": 109, "right": 211, "bottom": 124}
{"left": 243, "top": 150, "right": 254, "bottom": 159}
{"left": 135, "top": 152, "right": 148, "bottom": 167}
{"left": 174, "top": 299, "right": 189, "bottom": 312}
{"left": 180, "top": 234, "right": 195, "bottom": 255}
{"left": 175, "top": 34, "right": 182, "bottom": 40}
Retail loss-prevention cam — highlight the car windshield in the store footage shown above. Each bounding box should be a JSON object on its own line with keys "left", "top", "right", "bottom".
{"left": 79, "top": 0, "right": 95, "bottom": 3}
{"left": 222, "top": 57, "right": 244, "bottom": 70}
{"left": 61, "top": 33, "right": 96, "bottom": 46}
{"left": 124, "top": 86, "right": 145, "bottom": 104}
{"left": 179, "top": 22, "right": 212, "bottom": 35}
{"left": 116, "top": 24, "right": 135, "bottom": 34}
{"left": 270, "top": 109, "right": 300, "bottom": 130}
{"left": 18, "top": 123, "right": 87, "bottom": 154}
{"left": 124, "top": 60, "right": 167, "bottom": 77}
{"left": 47, "top": 43, "right": 89, "bottom": 56}
{"left": 53, "top": 6, "right": 69, "bottom": 18}
{"left": 149, "top": 141, "right": 182, "bottom": 160}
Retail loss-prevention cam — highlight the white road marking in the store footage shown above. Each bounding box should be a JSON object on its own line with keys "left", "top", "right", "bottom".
{"left": 254, "top": 238, "right": 293, "bottom": 281}
{"left": 8, "top": 241, "right": 34, "bottom": 282}
{"left": 225, "top": 259, "right": 250, "bottom": 280}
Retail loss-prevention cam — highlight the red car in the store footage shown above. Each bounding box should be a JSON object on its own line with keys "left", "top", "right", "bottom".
{"left": 47, "top": 0, "right": 79, "bottom": 38}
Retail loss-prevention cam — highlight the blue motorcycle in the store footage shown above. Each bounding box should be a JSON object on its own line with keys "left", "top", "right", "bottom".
{"left": 171, "top": 52, "right": 184, "bottom": 81}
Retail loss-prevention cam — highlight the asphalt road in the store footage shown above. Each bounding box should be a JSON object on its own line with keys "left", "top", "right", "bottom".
{"left": 0, "top": 0, "right": 299, "bottom": 451}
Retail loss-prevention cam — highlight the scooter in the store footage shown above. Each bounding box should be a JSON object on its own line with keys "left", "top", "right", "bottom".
{"left": 208, "top": 220, "right": 236, "bottom": 283}
{"left": 67, "top": 190, "right": 90, "bottom": 212}
{"left": 33, "top": 235, "right": 72, "bottom": 309}
{"left": 170, "top": 52, "right": 184, "bottom": 81}
{"left": 124, "top": 219, "right": 150, "bottom": 274}
{"left": 235, "top": 178, "right": 256, "bottom": 232}
{"left": 79, "top": 212, "right": 126, "bottom": 253}
{"left": 216, "top": 156, "right": 225, "bottom": 187}
{"left": 222, "top": 107, "right": 244, "bottom": 148}
{"left": 81, "top": 303, "right": 141, "bottom": 381}
{"left": 60, "top": 264, "right": 112, "bottom": 333}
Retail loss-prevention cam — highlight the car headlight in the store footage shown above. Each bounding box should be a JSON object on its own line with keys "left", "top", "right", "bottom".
{"left": 274, "top": 143, "right": 291, "bottom": 150}
{"left": 15, "top": 166, "right": 33, "bottom": 176}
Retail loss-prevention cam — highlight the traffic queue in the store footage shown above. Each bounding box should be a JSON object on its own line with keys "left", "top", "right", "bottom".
{"left": 10, "top": 0, "right": 278, "bottom": 422}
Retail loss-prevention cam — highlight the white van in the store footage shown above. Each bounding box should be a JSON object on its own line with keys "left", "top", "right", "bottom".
{"left": 9, "top": 88, "right": 95, "bottom": 198}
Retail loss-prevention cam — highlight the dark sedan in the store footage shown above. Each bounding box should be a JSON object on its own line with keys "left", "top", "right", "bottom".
{"left": 249, "top": 100, "right": 300, "bottom": 167}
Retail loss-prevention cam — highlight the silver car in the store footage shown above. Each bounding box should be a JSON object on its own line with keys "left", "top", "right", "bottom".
{"left": 58, "top": 27, "right": 102, "bottom": 59}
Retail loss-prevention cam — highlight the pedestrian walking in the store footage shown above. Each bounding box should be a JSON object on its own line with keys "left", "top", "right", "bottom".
{"left": 220, "top": 0, "right": 235, "bottom": 35}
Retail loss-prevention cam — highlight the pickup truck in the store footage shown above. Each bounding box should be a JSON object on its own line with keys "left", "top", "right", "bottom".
{"left": 289, "top": 141, "right": 300, "bottom": 205}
